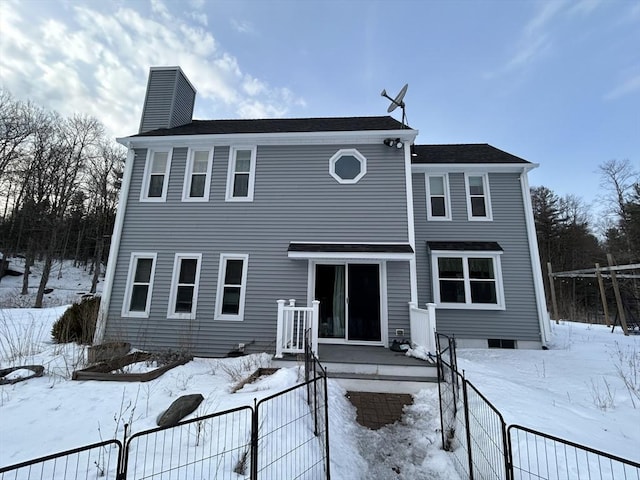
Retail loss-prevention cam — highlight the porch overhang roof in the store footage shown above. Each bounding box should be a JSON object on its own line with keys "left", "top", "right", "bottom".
{"left": 287, "top": 242, "right": 414, "bottom": 260}
{"left": 427, "top": 241, "right": 503, "bottom": 252}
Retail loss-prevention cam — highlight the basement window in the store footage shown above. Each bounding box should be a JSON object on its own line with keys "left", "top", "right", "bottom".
{"left": 488, "top": 339, "right": 516, "bottom": 349}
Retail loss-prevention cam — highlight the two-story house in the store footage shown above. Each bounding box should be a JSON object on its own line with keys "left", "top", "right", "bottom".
{"left": 94, "top": 66, "right": 549, "bottom": 361}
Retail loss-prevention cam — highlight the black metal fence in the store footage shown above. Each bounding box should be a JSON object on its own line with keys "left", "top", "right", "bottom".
{"left": 124, "top": 405, "right": 254, "bottom": 480}
{"left": 436, "top": 332, "right": 640, "bottom": 480}
{"left": 509, "top": 424, "right": 640, "bottom": 480}
{"left": 255, "top": 374, "right": 329, "bottom": 479}
{"left": 0, "top": 439, "right": 122, "bottom": 480}
{"left": 1, "top": 372, "right": 330, "bottom": 480}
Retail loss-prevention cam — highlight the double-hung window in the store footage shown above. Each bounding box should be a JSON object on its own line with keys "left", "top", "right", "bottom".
{"left": 426, "top": 174, "right": 451, "bottom": 220}
{"left": 168, "top": 254, "right": 202, "bottom": 319}
{"left": 122, "top": 253, "right": 157, "bottom": 317}
{"left": 215, "top": 254, "right": 249, "bottom": 321}
{"left": 182, "top": 148, "right": 213, "bottom": 201}
{"left": 431, "top": 249, "right": 505, "bottom": 310}
{"left": 465, "top": 173, "right": 492, "bottom": 220}
{"left": 141, "top": 149, "right": 172, "bottom": 201}
{"left": 226, "top": 147, "right": 256, "bottom": 201}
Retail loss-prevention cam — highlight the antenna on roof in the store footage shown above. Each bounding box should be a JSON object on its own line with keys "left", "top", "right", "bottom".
{"left": 381, "top": 83, "right": 408, "bottom": 127}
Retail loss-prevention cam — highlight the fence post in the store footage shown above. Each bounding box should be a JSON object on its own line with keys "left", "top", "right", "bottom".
{"left": 251, "top": 399, "right": 259, "bottom": 480}
{"left": 436, "top": 357, "right": 448, "bottom": 450}
{"left": 505, "top": 426, "right": 514, "bottom": 480}
{"left": 305, "top": 330, "right": 312, "bottom": 406}
{"left": 311, "top": 300, "right": 320, "bottom": 358}
{"left": 118, "top": 423, "right": 129, "bottom": 479}
{"left": 323, "top": 375, "right": 331, "bottom": 480}
{"left": 461, "top": 373, "right": 475, "bottom": 480}
{"left": 313, "top": 375, "right": 319, "bottom": 436}
{"left": 450, "top": 337, "right": 457, "bottom": 413}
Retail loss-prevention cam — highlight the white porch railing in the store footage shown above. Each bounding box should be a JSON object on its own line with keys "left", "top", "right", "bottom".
{"left": 409, "top": 302, "right": 437, "bottom": 354}
{"left": 275, "top": 299, "right": 320, "bottom": 359}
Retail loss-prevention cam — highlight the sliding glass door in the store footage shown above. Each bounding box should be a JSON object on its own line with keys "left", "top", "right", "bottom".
{"left": 315, "top": 263, "right": 381, "bottom": 342}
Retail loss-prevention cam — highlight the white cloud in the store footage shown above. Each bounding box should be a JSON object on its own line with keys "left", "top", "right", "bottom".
{"left": 503, "top": 34, "right": 552, "bottom": 73}
{"left": 0, "top": 0, "right": 305, "bottom": 139}
{"left": 627, "top": 1, "right": 640, "bottom": 21}
{"left": 604, "top": 74, "right": 640, "bottom": 100}
{"left": 231, "top": 18, "right": 255, "bottom": 34}
{"left": 491, "top": 2, "right": 564, "bottom": 77}
{"left": 237, "top": 99, "right": 288, "bottom": 119}
{"left": 189, "top": 11, "right": 208, "bottom": 26}
{"left": 243, "top": 77, "right": 267, "bottom": 96}
{"left": 485, "top": 0, "right": 614, "bottom": 80}
{"left": 567, "top": 0, "right": 604, "bottom": 16}
{"left": 523, "top": 0, "right": 565, "bottom": 38}
{"left": 150, "top": 0, "right": 171, "bottom": 21}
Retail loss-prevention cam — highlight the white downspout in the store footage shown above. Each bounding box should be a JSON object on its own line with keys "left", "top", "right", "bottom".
{"left": 520, "top": 169, "right": 551, "bottom": 346}
{"left": 93, "top": 145, "right": 135, "bottom": 344}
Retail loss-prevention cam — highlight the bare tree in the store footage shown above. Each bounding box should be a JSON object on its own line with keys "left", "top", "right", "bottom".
{"left": 85, "top": 140, "right": 125, "bottom": 293}
{"left": 0, "top": 91, "right": 36, "bottom": 281}
{"left": 0, "top": 90, "right": 33, "bottom": 178}
{"left": 599, "top": 159, "right": 639, "bottom": 261}
{"left": 34, "top": 115, "right": 104, "bottom": 307}
{"left": 1, "top": 92, "right": 125, "bottom": 300}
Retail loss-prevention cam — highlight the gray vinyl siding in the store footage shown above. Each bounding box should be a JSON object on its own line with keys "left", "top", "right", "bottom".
{"left": 413, "top": 170, "right": 541, "bottom": 343}
{"left": 170, "top": 73, "right": 196, "bottom": 129}
{"left": 386, "top": 261, "right": 411, "bottom": 342}
{"left": 139, "top": 69, "right": 194, "bottom": 133}
{"left": 106, "top": 143, "right": 410, "bottom": 356}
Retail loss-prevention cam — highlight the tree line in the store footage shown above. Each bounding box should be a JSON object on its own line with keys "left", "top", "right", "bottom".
{"left": 532, "top": 159, "right": 639, "bottom": 321}
{"left": 0, "top": 91, "right": 638, "bottom": 317}
{"left": 0, "top": 90, "right": 125, "bottom": 306}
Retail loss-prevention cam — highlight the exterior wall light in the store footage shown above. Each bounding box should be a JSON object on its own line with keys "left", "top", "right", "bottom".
{"left": 384, "top": 138, "right": 404, "bottom": 148}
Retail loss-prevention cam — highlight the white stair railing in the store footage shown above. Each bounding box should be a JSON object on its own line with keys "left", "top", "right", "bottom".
{"left": 275, "top": 299, "right": 320, "bottom": 358}
{"left": 409, "top": 302, "right": 437, "bottom": 354}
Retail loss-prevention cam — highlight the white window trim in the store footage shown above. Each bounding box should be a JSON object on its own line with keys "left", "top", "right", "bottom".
{"left": 140, "top": 148, "right": 172, "bottom": 202}
{"left": 182, "top": 148, "right": 214, "bottom": 202}
{"left": 426, "top": 173, "right": 452, "bottom": 221}
{"left": 167, "top": 253, "right": 202, "bottom": 319}
{"left": 431, "top": 250, "right": 505, "bottom": 310}
{"left": 225, "top": 146, "right": 257, "bottom": 202}
{"left": 122, "top": 252, "right": 157, "bottom": 318}
{"left": 329, "top": 148, "right": 367, "bottom": 184}
{"left": 215, "top": 253, "right": 249, "bottom": 321}
{"left": 464, "top": 173, "right": 493, "bottom": 221}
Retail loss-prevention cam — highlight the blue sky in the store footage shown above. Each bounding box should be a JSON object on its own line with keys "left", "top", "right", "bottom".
{"left": 1, "top": 0, "right": 638, "bottom": 211}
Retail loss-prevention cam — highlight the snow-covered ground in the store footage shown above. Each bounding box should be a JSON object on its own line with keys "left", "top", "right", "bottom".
{"left": 457, "top": 321, "right": 640, "bottom": 464}
{"left": 0, "top": 259, "right": 638, "bottom": 478}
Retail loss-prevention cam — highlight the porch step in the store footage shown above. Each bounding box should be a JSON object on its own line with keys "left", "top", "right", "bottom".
{"left": 331, "top": 375, "right": 437, "bottom": 394}
{"left": 320, "top": 361, "right": 435, "bottom": 378}
{"left": 327, "top": 372, "right": 437, "bottom": 383}
{"left": 324, "top": 364, "right": 437, "bottom": 394}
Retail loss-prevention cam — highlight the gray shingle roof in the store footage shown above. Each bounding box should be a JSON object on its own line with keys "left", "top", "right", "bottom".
{"left": 133, "top": 116, "right": 408, "bottom": 137}
{"left": 411, "top": 144, "right": 530, "bottom": 164}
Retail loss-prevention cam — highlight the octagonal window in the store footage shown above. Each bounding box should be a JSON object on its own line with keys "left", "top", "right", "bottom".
{"left": 329, "top": 149, "right": 367, "bottom": 184}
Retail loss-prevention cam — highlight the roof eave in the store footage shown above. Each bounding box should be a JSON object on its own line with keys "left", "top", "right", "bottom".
{"left": 411, "top": 162, "right": 538, "bottom": 173}
{"left": 117, "top": 128, "right": 419, "bottom": 148}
